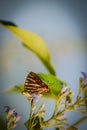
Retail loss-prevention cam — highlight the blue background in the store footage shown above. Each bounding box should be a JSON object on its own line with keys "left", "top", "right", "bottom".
{"left": 0, "top": 0, "right": 87, "bottom": 130}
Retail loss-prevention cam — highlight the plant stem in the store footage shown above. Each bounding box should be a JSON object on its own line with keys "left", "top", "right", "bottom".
{"left": 53, "top": 99, "right": 59, "bottom": 116}
{"left": 26, "top": 99, "right": 34, "bottom": 130}
{"left": 30, "top": 99, "right": 33, "bottom": 118}
{"left": 43, "top": 98, "right": 61, "bottom": 128}
{"left": 67, "top": 115, "right": 87, "bottom": 130}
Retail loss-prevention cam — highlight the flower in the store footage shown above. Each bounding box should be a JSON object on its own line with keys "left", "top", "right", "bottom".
{"left": 4, "top": 106, "right": 16, "bottom": 113}
{"left": 81, "top": 72, "right": 87, "bottom": 90}
{"left": 4, "top": 106, "right": 16, "bottom": 119}
{"left": 23, "top": 91, "right": 42, "bottom": 102}
{"left": 59, "top": 82, "right": 67, "bottom": 92}
{"left": 60, "top": 85, "right": 68, "bottom": 94}
{"left": 13, "top": 111, "right": 21, "bottom": 122}
{"left": 61, "top": 87, "right": 67, "bottom": 93}
{"left": 31, "top": 93, "right": 42, "bottom": 102}
{"left": 81, "top": 72, "right": 87, "bottom": 85}
{"left": 4, "top": 106, "right": 21, "bottom": 129}
{"left": 30, "top": 94, "right": 39, "bottom": 101}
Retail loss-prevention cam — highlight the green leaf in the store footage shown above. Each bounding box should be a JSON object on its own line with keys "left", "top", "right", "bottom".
{"left": 2, "top": 84, "right": 24, "bottom": 94}
{"left": 0, "top": 116, "right": 7, "bottom": 130}
{"left": 0, "top": 20, "right": 55, "bottom": 75}
{"left": 38, "top": 73, "right": 67, "bottom": 98}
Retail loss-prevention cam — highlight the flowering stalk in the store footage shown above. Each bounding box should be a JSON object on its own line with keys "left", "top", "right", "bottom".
{"left": 4, "top": 106, "right": 21, "bottom": 130}
{"left": 23, "top": 93, "right": 43, "bottom": 130}
{"left": 23, "top": 72, "right": 87, "bottom": 130}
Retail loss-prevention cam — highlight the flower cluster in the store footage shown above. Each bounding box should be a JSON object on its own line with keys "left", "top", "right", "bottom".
{"left": 22, "top": 91, "right": 42, "bottom": 102}
{"left": 80, "top": 72, "right": 87, "bottom": 90}
{"left": 24, "top": 72, "right": 87, "bottom": 130}
{"left": 4, "top": 106, "right": 21, "bottom": 130}
{"left": 3, "top": 72, "right": 87, "bottom": 130}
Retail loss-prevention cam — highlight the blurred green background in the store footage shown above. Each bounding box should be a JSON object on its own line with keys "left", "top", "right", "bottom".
{"left": 0, "top": 0, "right": 87, "bottom": 130}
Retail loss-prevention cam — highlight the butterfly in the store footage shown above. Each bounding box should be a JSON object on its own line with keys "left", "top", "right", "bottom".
{"left": 23, "top": 72, "right": 49, "bottom": 96}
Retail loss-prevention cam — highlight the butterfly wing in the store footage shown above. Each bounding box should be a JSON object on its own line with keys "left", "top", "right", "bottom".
{"left": 24, "top": 72, "right": 49, "bottom": 95}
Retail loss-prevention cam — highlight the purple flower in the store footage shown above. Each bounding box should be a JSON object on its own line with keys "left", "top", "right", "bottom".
{"left": 30, "top": 94, "right": 38, "bottom": 101}
{"left": 4, "top": 106, "right": 21, "bottom": 129}
{"left": 23, "top": 91, "right": 42, "bottom": 101}
{"left": 61, "top": 86, "right": 68, "bottom": 94}
{"left": 81, "top": 72, "right": 87, "bottom": 85}
{"left": 4, "top": 106, "right": 16, "bottom": 113}
{"left": 13, "top": 111, "right": 21, "bottom": 122}
{"left": 59, "top": 82, "right": 68, "bottom": 94}
{"left": 4, "top": 106, "right": 16, "bottom": 119}
{"left": 30, "top": 93, "right": 42, "bottom": 102}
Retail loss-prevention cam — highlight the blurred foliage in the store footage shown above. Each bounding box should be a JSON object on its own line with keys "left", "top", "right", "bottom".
{"left": 0, "top": 20, "right": 55, "bottom": 75}
{"left": 3, "top": 84, "right": 24, "bottom": 94}
{"left": 0, "top": 116, "right": 6, "bottom": 130}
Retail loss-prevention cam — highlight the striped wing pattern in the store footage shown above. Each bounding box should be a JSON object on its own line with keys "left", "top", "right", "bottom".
{"left": 24, "top": 72, "right": 49, "bottom": 94}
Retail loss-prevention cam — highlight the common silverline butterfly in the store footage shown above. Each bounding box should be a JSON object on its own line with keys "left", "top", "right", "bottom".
{"left": 23, "top": 72, "right": 49, "bottom": 95}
